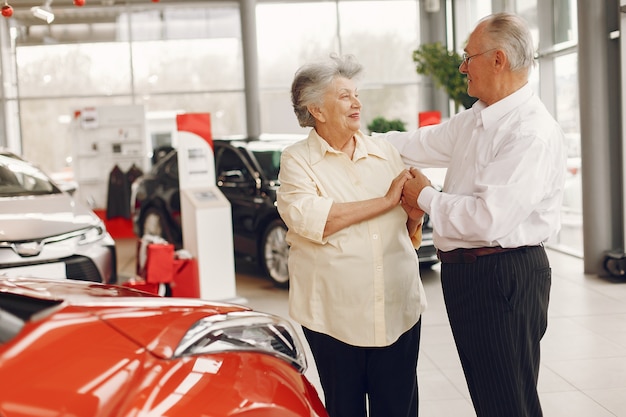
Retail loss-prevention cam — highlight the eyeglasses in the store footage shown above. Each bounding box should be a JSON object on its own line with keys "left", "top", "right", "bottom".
{"left": 461, "top": 48, "right": 497, "bottom": 65}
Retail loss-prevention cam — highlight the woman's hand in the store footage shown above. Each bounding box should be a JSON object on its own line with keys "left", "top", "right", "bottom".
{"left": 385, "top": 169, "right": 412, "bottom": 208}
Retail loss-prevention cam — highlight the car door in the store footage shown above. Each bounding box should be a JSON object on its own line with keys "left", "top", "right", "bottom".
{"left": 214, "top": 143, "right": 261, "bottom": 257}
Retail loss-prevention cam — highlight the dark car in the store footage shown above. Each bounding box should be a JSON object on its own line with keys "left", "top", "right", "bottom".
{"left": 131, "top": 137, "right": 439, "bottom": 288}
{"left": 131, "top": 137, "right": 298, "bottom": 287}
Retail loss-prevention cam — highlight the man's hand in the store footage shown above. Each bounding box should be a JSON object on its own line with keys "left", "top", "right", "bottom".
{"left": 401, "top": 167, "right": 432, "bottom": 210}
{"left": 402, "top": 200, "right": 425, "bottom": 220}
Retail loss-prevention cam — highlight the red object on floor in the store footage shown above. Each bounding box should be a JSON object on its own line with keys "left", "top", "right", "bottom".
{"left": 170, "top": 259, "right": 200, "bottom": 298}
{"left": 121, "top": 278, "right": 160, "bottom": 295}
{"left": 145, "top": 243, "right": 175, "bottom": 283}
{"left": 93, "top": 209, "right": 136, "bottom": 239}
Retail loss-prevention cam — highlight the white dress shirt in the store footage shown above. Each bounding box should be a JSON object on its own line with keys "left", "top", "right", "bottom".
{"left": 384, "top": 84, "right": 567, "bottom": 252}
{"left": 277, "top": 129, "right": 427, "bottom": 347}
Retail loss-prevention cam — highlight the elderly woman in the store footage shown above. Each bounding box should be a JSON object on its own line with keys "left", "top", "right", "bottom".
{"left": 276, "top": 54, "right": 427, "bottom": 417}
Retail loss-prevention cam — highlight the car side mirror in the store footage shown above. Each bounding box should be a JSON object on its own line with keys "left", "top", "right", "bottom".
{"left": 221, "top": 169, "right": 245, "bottom": 180}
{"left": 218, "top": 169, "right": 251, "bottom": 188}
{"left": 57, "top": 180, "right": 78, "bottom": 196}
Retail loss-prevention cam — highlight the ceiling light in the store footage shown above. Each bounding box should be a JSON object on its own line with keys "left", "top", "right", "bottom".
{"left": 31, "top": 0, "right": 54, "bottom": 24}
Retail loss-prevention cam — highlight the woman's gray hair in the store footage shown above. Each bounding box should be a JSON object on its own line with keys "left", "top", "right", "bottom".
{"left": 479, "top": 12, "right": 536, "bottom": 73}
{"left": 291, "top": 54, "right": 363, "bottom": 128}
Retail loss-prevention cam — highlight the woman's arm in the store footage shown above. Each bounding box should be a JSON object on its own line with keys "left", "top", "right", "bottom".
{"left": 323, "top": 169, "right": 411, "bottom": 238}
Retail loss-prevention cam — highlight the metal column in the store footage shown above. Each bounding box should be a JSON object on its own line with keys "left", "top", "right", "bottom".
{"left": 578, "top": 0, "right": 622, "bottom": 273}
{"left": 240, "top": 0, "right": 261, "bottom": 140}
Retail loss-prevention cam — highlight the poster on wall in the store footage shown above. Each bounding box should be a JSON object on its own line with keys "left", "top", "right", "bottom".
{"left": 80, "top": 107, "right": 99, "bottom": 130}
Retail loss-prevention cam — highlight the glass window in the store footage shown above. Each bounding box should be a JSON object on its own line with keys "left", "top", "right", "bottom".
{"left": 216, "top": 148, "right": 248, "bottom": 179}
{"left": 453, "top": 0, "right": 491, "bottom": 50}
{"left": 515, "top": 0, "right": 539, "bottom": 50}
{"left": 16, "top": 43, "right": 132, "bottom": 97}
{"left": 22, "top": 22, "right": 119, "bottom": 45}
{"left": 338, "top": 1, "right": 419, "bottom": 83}
{"left": 131, "top": 38, "right": 244, "bottom": 94}
{"left": 259, "top": 89, "right": 304, "bottom": 134}
{"left": 251, "top": 149, "right": 282, "bottom": 181}
{"left": 0, "top": 153, "right": 58, "bottom": 196}
{"left": 553, "top": 0, "right": 577, "bottom": 44}
{"left": 359, "top": 85, "right": 420, "bottom": 133}
{"left": 555, "top": 53, "right": 580, "bottom": 151}
{"left": 125, "top": 7, "right": 241, "bottom": 42}
{"left": 256, "top": 2, "right": 338, "bottom": 88}
{"left": 257, "top": 0, "right": 422, "bottom": 133}
{"left": 13, "top": 1, "right": 425, "bottom": 178}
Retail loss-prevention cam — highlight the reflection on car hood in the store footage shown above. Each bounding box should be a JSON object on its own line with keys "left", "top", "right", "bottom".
{"left": 0, "top": 276, "right": 250, "bottom": 359}
{"left": 0, "top": 194, "right": 99, "bottom": 241}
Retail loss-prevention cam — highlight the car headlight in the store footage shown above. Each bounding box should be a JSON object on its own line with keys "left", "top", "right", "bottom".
{"left": 77, "top": 224, "right": 106, "bottom": 245}
{"left": 174, "top": 311, "right": 307, "bottom": 373}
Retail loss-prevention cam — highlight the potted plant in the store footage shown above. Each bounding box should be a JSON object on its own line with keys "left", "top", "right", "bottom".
{"left": 412, "top": 42, "right": 478, "bottom": 110}
{"left": 367, "top": 116, "right": 406, "bottom": 134}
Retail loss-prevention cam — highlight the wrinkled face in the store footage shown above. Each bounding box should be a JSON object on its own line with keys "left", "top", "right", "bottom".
{"left": 459, "top": 25, "right": 496, "bottom": 102}
{"left": 316, "top": 76, "right": 361, "bottom": 135}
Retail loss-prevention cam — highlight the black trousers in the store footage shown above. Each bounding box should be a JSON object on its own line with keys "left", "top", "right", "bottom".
{"left": 441, "top": 245, "right": 550, "bottom": 417}
{"left": 303, "top": 320, "right": 421, "bottom": 417}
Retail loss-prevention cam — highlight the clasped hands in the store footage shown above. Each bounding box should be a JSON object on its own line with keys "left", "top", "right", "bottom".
{"left": 388, "top": 167, "right": 431, "bottom": 220}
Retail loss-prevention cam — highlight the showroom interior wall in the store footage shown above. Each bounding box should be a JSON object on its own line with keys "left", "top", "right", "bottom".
{"left": 0, "top": 0, "right": 615, "bottom": 275}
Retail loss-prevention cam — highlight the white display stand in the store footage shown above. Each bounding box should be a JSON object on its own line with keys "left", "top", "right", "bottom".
{"left": 180, "top": 186, "right": 237, "bottom": 301}
{"left": 176, "top": 113, "right": 240, "bottom": 302}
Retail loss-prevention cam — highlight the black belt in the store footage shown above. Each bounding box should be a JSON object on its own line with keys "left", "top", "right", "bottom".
{"left": 437, "top": 246, "right": 539, "bottom": 264}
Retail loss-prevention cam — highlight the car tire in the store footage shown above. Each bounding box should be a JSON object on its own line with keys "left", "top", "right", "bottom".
{"left": 260, "top": 219, "right": 290, "bottom": 288}
{"left": 142, "top": 208, "right": 175, "bottom": 244}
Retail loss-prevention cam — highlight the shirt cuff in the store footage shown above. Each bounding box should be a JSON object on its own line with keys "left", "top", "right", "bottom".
{"left": 417, "top": 186, "right": 438, "bottom": 214}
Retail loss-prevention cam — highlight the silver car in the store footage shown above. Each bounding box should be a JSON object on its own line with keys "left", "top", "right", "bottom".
{"left": 0, "top": 150, "right": 116, "bottom": 283}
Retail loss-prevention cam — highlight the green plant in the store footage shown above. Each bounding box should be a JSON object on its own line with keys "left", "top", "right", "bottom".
{"left": 367, "top": 116, "right": 406, "bottom": 134}
{"left": 412, "top": 42, "right": 478, "bottom": 109}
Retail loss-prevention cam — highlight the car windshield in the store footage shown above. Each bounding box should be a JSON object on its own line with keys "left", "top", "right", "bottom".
{"left": 251, "top": 150, "right": 282, "bottom": 181}
{"left": 0, "top": 293, "right": 61, "bottom": 343}
{"left": 0, "top": 154, "right": 60, "bottom": 197}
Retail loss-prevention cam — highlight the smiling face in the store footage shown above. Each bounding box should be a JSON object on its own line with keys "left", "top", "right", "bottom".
{"left": 311, "top": 76, "right": 361, "bottom": 140}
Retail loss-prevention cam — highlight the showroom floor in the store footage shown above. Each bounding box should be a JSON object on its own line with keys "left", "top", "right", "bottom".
{"left": 115, "top": 238, "right": 626, "bottom": 417}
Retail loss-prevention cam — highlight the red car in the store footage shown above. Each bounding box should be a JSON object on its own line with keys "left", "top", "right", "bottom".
{"left": 0, "top": 276, "right": 328, "bottom": 417}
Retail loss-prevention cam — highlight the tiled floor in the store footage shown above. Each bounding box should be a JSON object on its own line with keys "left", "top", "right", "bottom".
{"left": 116, "top": 239, "right": 626, "bottom": 416}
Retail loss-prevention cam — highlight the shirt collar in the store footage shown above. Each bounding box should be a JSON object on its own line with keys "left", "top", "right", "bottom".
{"left": 307, "top": 129, "right": 388, "bottom": 164}
{"left": 475, "top": 84, "right": 533, "bottom": 130}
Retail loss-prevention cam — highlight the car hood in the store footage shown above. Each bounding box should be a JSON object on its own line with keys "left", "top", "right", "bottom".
{"left": 0, "top": 277, "right": 250, "bottom": 358}
{"left": 0, "top": 194, "right": 100, "bottom": 241}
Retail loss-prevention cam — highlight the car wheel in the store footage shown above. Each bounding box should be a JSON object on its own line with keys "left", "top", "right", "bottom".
{"left": 260, "top": 219, "right": 289, "bottom": 288}
{"left": 142, "top": 208, "right": 174, "bottom": 243}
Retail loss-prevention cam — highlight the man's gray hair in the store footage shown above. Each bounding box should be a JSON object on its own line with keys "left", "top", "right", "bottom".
{"left": 291, "top": 54, "right": 363, "bottom": 128}
{"left": 480, "top": 12, "right": 536, "bottom": 73}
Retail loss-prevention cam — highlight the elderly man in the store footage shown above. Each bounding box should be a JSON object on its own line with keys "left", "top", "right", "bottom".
{"left": 385, "top": 12, "right": 566, "bottom": 417}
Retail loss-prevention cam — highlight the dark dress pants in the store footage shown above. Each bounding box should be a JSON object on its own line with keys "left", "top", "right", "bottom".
{"left": 303, "top": 319, "right": 421, "bottom": 417}
{"left": 441, "top": 245, "right": 550, "bottom": 417}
